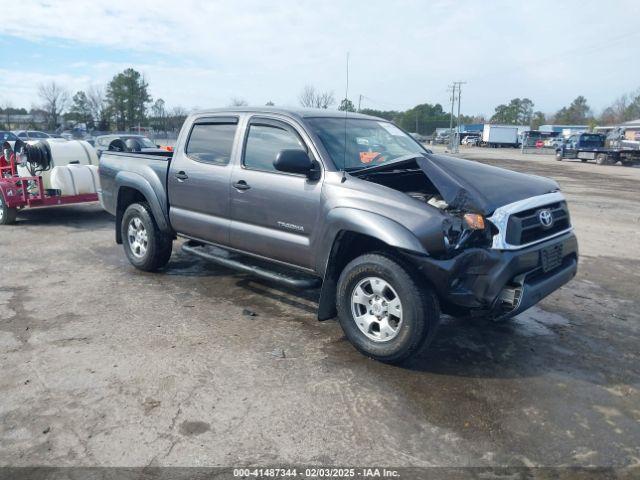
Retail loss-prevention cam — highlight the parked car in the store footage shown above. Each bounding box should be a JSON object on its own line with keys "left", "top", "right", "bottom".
{"left": 547, "top": 137, "right": 565, "bottom": 148}
{"left": 462, "top": 135, "right": 480, "bottom": 146}
{"left": 0, "top": 131, "right": 19, "bottom": 148}
{"left": 12, "top": 130, "right": 51, "bottom": 140}
{"left": 99, "top": 108, "right": 578, "bottom": 364}
{"left": 94, "top": 134, "right": 167, "bottom": 157}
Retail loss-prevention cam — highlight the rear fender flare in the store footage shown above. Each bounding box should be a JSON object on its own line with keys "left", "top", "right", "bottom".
{"left": 115, "top": 171, "right": 170, "bottom": 241}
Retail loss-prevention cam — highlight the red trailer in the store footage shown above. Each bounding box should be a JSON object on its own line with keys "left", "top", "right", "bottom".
{"left": 0, "top": 141, "right": 99, "bottom": 225}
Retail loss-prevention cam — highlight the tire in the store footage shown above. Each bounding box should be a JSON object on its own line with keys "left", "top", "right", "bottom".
{"left": 336, "top": 253, "right": 440, "bottom": 364}
{"left": 580, "top": 158, "right": 588, "bottom": 163}
{"left": 596, "top": 154, "right": 609, "bottom": 165}
{"left": 0, "top": 193, "right": 17, "bottom": 226}
{"left": 121, "top": 202, "right": 173, "bottom": 271}
{"left": 555, "top": 151, "right": 563, "bottom": 161}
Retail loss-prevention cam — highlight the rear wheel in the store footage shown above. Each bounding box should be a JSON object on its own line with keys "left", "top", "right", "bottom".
{"left": 336, "top": 253, "right": 440, "bottom": 364}
{"left": 0, "top": 193, "right": 17, "bottom": 225}
{"left": 555, "top": 151, "right": 563, "bottom": 161}
{"left": 596, "top": 153, "right": 610, "bottom": 165}
{"left": 121, "top": 202, "right": 173, "bottom": 271}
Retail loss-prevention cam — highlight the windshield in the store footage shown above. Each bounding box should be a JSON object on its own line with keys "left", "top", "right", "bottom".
{"left": 124, "top": 136, "right": 156, "bottom": 148}
{"left": 139, "top": 137, "right": 156, "bottom": 148}
{"left": 0, "top": 131, "right": 18, "bottom": 141}
{"left": 580, "top": 134, "right": 604, "bottom": 146}
{"left": 28, "top": 131, "right": 50, "bottom": 138}
{"left": 305, "top": 118, "right": 427, "bottom": 170}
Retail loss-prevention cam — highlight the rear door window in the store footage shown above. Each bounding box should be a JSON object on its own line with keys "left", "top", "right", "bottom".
{"left": 186, "top": 119, "right": 238, "bottom": 165}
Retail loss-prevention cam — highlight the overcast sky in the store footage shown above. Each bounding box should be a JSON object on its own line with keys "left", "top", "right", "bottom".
{"left": 1, "top": 0, "right": 639, "bottom": 116}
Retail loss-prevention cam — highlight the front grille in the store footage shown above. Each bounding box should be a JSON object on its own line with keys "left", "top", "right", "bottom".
{"left": 505, "top": 201, "right": 571, "bottom": 246}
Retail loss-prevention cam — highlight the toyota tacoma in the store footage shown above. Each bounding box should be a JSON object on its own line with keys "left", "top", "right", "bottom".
{"left": 99, "top": 108, "right": 578, "bottom": 363}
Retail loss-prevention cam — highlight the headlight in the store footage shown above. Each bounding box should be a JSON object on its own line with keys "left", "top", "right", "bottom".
{"left": 463, "top": 213, "right": 485, "bottom": 230}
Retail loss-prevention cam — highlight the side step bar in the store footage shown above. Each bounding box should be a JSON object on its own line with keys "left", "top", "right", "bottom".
{"left": 181, "top": 241, "right": 321, "bottom": 290}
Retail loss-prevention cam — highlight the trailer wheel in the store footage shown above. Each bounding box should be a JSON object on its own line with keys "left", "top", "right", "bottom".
{"left": 121, "top": 202, "right": 173, "bottom": 271}
{"left": 336, "top": 253, "right": 440, "bottom": 364}
{"left": 596, "top": 154, "right": 610, "bottom": 165}
{"left": 0, "top": 193, "right": 17, "bottom": 226}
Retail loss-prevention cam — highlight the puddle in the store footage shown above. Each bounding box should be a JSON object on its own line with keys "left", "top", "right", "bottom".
{"left": 511, "top": 306, "right": 570, "bottom": 337}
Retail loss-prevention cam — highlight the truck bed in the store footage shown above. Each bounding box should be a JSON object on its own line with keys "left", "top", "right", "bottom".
{"left": 98, "top": 150, "right": 173, "bottom": 219}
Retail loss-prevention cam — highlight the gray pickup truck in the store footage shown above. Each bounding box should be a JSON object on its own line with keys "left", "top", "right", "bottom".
{"left": 99, "top": 108, "right": 578, "bottom": 363}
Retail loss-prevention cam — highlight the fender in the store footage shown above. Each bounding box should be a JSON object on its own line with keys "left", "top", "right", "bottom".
{"left": 315, "top": 208, "right": 429, "bottom": 321}
{"left": 315, "top": 207, "right": 428, "bottom": 277}
{"left": 114, "top": 170, "right": 171, "bottom": 239}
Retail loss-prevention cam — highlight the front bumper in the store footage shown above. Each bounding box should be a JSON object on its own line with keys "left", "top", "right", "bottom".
{"left": 405, "top": 231, "right": 578, "bottom": 318}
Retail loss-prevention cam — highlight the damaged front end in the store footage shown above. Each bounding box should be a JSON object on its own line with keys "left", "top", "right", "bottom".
{"left": 352, "top": 154, "right": 578, "bottom": 319}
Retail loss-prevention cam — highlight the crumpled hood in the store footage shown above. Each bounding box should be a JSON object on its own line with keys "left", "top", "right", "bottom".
{"left": 416, "top": 154, "right": 559, "bottom": 215}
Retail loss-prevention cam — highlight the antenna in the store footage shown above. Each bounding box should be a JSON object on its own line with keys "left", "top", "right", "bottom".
{"left": 341, "top": 52, "right": 350, "bottom": 182}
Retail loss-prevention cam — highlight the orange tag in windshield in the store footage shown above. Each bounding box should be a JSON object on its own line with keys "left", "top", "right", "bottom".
{"left": 360, "top": 151, "right": 380, "bottom": 163}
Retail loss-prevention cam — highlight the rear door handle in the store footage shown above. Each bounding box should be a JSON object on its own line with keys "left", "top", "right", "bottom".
{"left": 175, "top": 171, "right": 188, "bottom": 181}
{"left": 233, "top": 180, "right": 251, "bottom": 191}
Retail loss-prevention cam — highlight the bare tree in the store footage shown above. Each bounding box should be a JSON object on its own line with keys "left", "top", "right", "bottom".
{"left": 298, "top": 85, "right": 335, "bottom": 109}
{"left": 87, "top": 85, "right": 108, "bottom": 129}
{"left": 38, "top": 81, "right": 69, "bottom": 130}
{"left": 316, "top": 91, "right": 335, "bottom": 109}
{"left": 229, "top": 97, "right": 248, "bottom": 107}
{"left": 299, "top": 85, "right": 317, "bottom": 108}
{"left": 1, "top": 100, "right": 13, "bottom": 129}
{"left": 167, "top": 106, "right": 189, "bottom": 132}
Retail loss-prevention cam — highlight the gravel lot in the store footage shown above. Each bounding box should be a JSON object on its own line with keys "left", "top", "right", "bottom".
{"left": 1, "top": 148, "right": 639, "bottom": 469}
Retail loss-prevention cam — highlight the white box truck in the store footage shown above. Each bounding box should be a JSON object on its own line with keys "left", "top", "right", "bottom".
{"left": 482, "top": 125, "right": 519, "bottom": 148}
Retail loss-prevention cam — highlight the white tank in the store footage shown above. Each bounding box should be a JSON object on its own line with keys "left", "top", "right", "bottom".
{"left": 17, "top": 139, "right": 98, "bottom": 188}
{"left": 50, "top": 164, "right": 100, "bottom": 196}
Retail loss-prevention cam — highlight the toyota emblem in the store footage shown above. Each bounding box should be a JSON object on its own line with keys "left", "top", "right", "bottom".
{"left": 538, "top": 209, "right": 554, "bottom": 228}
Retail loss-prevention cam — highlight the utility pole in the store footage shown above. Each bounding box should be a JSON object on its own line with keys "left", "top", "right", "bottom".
{"left": 454, "top": 81, "right": 466, "bottom": 153}
{"left": 415, "top": 111, "right": 418, "bottom": 133}
{"left": 448, "top": 84, "right": 456, "bottom": 151}
{"left": 357, "top": 94, "right": 363, "bottom": 112}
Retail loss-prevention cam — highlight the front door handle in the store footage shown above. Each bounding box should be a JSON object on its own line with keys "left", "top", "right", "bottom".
{"left": 233, "top": 180, "right": 251, "bottom": 191}
{"left": 175, "top": 171, "right": 188, "bottom": 181}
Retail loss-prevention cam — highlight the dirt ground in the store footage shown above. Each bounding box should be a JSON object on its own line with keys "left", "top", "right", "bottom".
{"left": 1, "top": 147, "right": 639, "bottom": 469}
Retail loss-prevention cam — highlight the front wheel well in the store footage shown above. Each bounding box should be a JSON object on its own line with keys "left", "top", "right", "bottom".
{"left": 317, "top": 231, "right": 419, "bottom": 321}
{"left": 115, "top": 187, "right": 147, "bottom": 244}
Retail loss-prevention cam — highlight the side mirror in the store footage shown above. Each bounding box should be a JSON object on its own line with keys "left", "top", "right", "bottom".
{"left": 274, "top": 149, "right": 315, "bottom": 176}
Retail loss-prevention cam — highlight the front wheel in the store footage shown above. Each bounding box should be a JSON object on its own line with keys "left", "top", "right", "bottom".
{"left": 0, "top": 193, "right": 17, "bottom": 225}
{"left": 121, "top": 202, "right": 173, "bottom": 271}
{"left": 596, "top": 153, "right": 610, "bottom": 165}
{"left": 555, "top": 151, "right": 563, "bottom": 161}
{"left": 336, "top": 253, "right": 440, "bottom": 364}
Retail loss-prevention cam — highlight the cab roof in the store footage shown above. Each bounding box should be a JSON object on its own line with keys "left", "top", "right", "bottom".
{"left": 191, "top": 107, "right": 383, "bottom": 121}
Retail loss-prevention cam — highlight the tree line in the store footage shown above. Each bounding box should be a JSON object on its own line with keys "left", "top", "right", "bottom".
{"left": 2, "top": 68, "right": 639, "bottom": 135}
{"left": 0, "top": 68, "right": 188, "bottom": 134}
{"left": 483, "top": 91, "right": 640, "bottom": 130}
